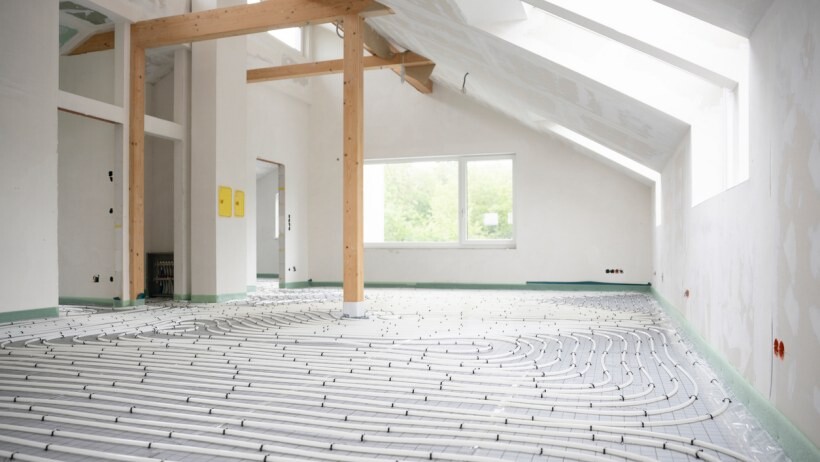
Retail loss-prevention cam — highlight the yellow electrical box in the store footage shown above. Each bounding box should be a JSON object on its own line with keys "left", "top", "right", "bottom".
{"left": 218, "top": 186, "right": 232, "bottom": 217}
{"left": 234, "top": 190, "right": 245, "bottom": 218}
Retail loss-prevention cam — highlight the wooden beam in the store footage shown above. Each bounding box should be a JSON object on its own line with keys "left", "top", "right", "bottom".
{"left": 247, "top": 52, "right": 433, "bottom": 83}
{"left": 132, "top": 0, "right": 390, "bottom": 49}
{"left": 68, "top": 30, "right": 115, "bottom": 56}
{"left": 339, "top": 19, "right": 435, "bottom": 93}
{"left": 129, "top": 42, "right": 146, "bottom": 301}
{"left": 401, "top": 63, "right": 435, "bottom": 94}
{"left": 342, "top": 13, "right": 364, "bottom": 309}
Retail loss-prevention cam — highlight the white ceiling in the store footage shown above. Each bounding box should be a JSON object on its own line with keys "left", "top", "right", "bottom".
{"left": 369, "top": 0, "right": 690, "bottom": 172}
{"left": 60, "top": 0, "right": 775, "bottom": 177}
{"left": 652, "top": 0, "right": 773, "bottom": 37}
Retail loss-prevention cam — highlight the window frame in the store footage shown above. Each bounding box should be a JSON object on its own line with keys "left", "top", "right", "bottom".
{"left": 364, "top": 153, "right": 516, "bottom": 249}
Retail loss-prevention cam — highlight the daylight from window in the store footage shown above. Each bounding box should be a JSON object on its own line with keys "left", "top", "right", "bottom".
{"left": 246, "top": 0, "right": 303, "bottom": 52}
{"left": 365, "top": 156, "right": 514, "bottom": 246}
{"left": 467, "top": 159, "right": 513, "bottom": 240}
{"left": 474, "top": 0, "right": 749, "bottom": 209}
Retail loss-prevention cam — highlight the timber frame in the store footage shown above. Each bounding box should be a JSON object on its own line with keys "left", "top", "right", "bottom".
{"left": 128, "top": 0, "right": 393, "bottom": 302}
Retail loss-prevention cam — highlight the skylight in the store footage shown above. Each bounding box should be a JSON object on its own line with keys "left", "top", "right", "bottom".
{"left": 482, "top": 5, "right": 723, "bottom": 122}
{"left": 459, "top": 0, "right": 749, "bottom": 207}
{"left": 522, "top": 0, "right": 746, "bottom": 83}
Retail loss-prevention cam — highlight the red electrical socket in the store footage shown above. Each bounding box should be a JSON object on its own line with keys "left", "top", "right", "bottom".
{"left": 773, "top": 338, "right": 785, "bottom": 360}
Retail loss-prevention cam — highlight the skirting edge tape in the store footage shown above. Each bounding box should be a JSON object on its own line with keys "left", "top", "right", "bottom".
{"left": 58, "top": 297, "right": 145, "bottom": 309}
{"left": 281, "top": 281, "right": 311, "bottom": 289}
{"left": 0, "top": 307, "right": 59, "bottom": 323}
{"left": 190, "top": 293, "right": 247, "bottom": 303}
{"left": 650, "top": 288, "right": 820, "bottom": 462}
{"left": 308, "top": 281, "right": 652, "bottom": 292}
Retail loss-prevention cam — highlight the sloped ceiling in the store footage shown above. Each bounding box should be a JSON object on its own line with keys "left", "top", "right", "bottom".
{"left": 60, "top": 0, "right": 774, "bottom": 175}
{"left": 368, "top": 0, "right": 689, "bottom": 172}
{"left": 652, "top": 0, "right": 773, "bottom": 37}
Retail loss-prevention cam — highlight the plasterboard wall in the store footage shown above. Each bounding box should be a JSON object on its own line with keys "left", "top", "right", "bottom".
{"left": 306, "top": 29, "right": 652, "bottom": 285}
{"left": 256, "top": 170, "right": 279, "bottom": 275}
{"left": 247, "top": 83, "right": 312, "bottom": 285}
{"left": 57, "top": 112, "right": 118, "bottom": 301}
{"left": 0, "top": 1, "right": 59, "bottom": 316}
{"left": 56, "top": 41, "right": 119, "bottom": 303}
{"left": 145, "top": 72, "right": 175, "bottom": 254}
{"left": 652, "top": 0, "right": 820, "bottom": 447}
{"left": 190, "top": 29, "right": 249, "bottom": 298}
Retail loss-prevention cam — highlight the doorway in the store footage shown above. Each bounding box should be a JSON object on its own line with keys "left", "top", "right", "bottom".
{"left": 256, "top": 158, "right": 285, "bottom": 289}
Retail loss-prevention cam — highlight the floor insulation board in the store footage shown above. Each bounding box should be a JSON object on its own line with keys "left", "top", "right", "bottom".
{"left": 0, "top": 283, "right": 786, "bottom": 461}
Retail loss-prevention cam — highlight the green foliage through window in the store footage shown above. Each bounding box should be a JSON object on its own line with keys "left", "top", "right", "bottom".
{"left": 364, "top": 156, "right": 514, "bottom": 245}
{"left": 467, "top": 159, "right": 513, "bottom": 240}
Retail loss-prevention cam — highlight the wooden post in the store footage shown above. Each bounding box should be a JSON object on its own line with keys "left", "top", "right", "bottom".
{"left": 342, "top": 13, "right": 365, "bottom": 317}
{"left": 129, "top": 42, "right": 145, "bottom": 301}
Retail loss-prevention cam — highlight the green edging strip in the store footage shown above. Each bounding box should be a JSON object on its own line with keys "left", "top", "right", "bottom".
{"left": 308, "top": 281, "right": 651, "bottom": 292}
{"left": 59, "top": 297, "right": 146, "bottom": 309}
{"left": 0, "top": 307, "right": 59, "bottom": 324}
{"left": 257, "top": 273, "right": 279, "bottom": 279}
{"left": 190, "top": 293, "right": 247, "bottom": 303}
{"left": 173, "top": 294, "right": 191, "bottom": 301}
{"left": 60, "top": 297, "right": 115, "bottom": 307}
{"left": 650, "top": 288, "right": 820, "bottom": 462}
{"left": 114, "top": 299, "right": 144, "bottom": 308}
{"left": 282, "top": 281, "right": 311, "bottom": 289}
{"left": 309, "top": 281, "right": 343, "bottom": 288}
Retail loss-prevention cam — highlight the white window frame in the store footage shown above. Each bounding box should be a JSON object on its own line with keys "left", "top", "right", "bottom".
{"left": 364, "top": 153, "right": 516, "bottom": 249}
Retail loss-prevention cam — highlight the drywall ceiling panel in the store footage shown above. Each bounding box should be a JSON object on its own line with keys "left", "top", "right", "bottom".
{"left": 369, "top": 0, "right": 688, "bottom": 171}
{"left": 651, "top": 0, "right": 773, "bottom": 37}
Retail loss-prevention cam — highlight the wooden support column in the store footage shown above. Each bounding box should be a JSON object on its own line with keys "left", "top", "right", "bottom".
{"left": 342, "top": 13, "right": 365, "bottom": 317}
{"left": 129, "top": 41, "right": 146, "bottom": 301}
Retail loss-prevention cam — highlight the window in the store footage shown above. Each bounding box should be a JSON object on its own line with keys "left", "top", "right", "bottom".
{"left": 246, "top": 0, "right": 304, "bottom": 53}
{"left": 364, "top": 155, "right": 515, "bottom": 247}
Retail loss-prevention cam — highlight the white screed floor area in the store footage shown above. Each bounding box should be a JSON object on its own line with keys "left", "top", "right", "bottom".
{"left": 0, "top": 284, "right": 785, "bottom": 462}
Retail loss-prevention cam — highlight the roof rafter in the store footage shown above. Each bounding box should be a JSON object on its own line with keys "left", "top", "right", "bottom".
{"left": 337, "top": 18, "right": 435, "bottom": 93}
{"left": 247, "top": 52, "right": 433, "bottom": 83}
{"left": 132, "top": 0, "right": 391, "bottom": 49}
{"left": 68, "top": 30, "right": 115, "bottom": 56}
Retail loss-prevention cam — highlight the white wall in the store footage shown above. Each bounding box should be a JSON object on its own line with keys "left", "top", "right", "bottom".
{"left": 0, "top": 1, "right": 59, "bottom": 316}
{"left": 145, "top": 72, "right": 175, "bottom": 254}
{"left": 57, "top": 112, "right": 118, "bottom": 300}
{"left": 247, "top": 83, "right": 312, "bottom": 285}
{"left": 56, "top": 48, "right": 128, "bottom": 303}
{"left": 145, "top": 137, "right": 174, "bottom": 254}
{"left": 653, "top": 0, "right": 820, "bottom": 447}
{"left": 59, "top": 50, "right": 115, "bottom": 105}
{"left": 256, "top": 170, "right": 279, "bottom": 275}
{"left": 190, "top": 0, "right": 248, "bottom": 299}
{"left": 306, "top": 29, "right": 653, "bottom": 285}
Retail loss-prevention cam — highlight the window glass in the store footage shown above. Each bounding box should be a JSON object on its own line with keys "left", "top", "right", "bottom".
{"left": 467, "top": 159, "right": 513, "bottom": 240}
{"left": 365, "top": 155, "right": 515, "bottom": 246}
{"left": 365, "top": 161, "right": 458, "bottom": 243}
